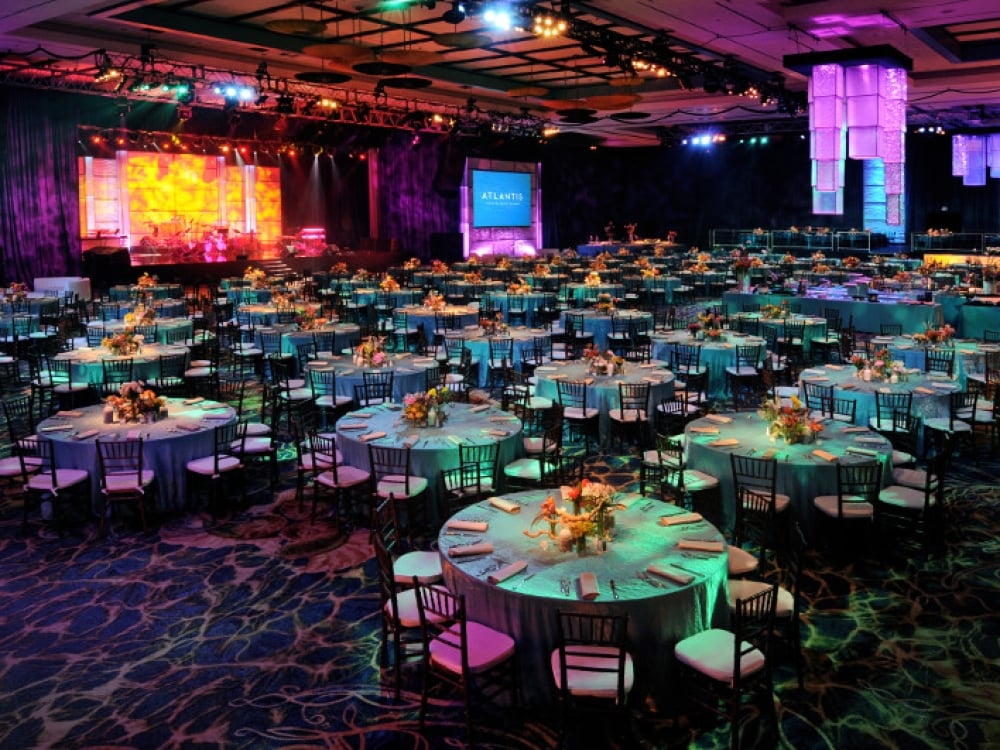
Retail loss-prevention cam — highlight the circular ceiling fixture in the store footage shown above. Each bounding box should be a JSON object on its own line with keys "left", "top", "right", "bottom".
{"left": 583, "top": 93, "right": 642, "bottom": 110}
{"left": 352, "top": 60, "right": 412, "bottom": 76}
{"left": 609, "top": 75, "right": 643, "bottom": 88}
{"left": 264, "top": 4, "right": 326, "bottom": 36}
{"left": 295, "top": 71, "right": 352, "bottom": 84}
{"left": 542, "top": 99, "right": 588, "bottom": 111}
{"left": 379, "top": 76, "right": 433, "bottom": 89}
{"left": 507, "top": 85, "right": 548, "bottom": 97}
{"left": 442, "top": 1, "right": 467, "bottom": 25}
{"left": 435, "top": 31, "right": 492, "bottom": 49}
{"left": 302, "top": 43, "right": 370, "bottom": 62}
{"left": 609, "top": 111, "right": 651, "bottom": 121}
{"left": 381, "top": 49, "right": 439, "bottom": 67}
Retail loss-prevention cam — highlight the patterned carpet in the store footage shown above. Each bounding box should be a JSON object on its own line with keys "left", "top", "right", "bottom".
{"left": 1, "top": 440, "right": 998, "bottom": 749}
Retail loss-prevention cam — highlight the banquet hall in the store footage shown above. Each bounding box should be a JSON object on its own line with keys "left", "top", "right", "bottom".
{"left": 1, "top": 2, "right": 999, "bottom": 749}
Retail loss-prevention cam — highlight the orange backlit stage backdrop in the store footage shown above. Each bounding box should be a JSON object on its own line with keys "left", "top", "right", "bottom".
{"left": 79, "top": 153, "right": 281, "bottom": 264}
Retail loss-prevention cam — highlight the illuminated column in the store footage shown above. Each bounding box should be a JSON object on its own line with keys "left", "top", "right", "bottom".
{"left": 808, "top": 63, "right": 845, "bottom": 215}
{"left": 952, "top": 135, "right": 986, "bottom": 186}
{"left": 987, "top": 134, "right": 1000, "bottom": 178}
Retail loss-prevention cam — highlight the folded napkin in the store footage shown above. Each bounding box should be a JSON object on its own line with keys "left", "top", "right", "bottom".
{"left": 913, "top": 387, "right": 935, "bottom": 395}
{"left": 647, "top": 563, "right": 694, "bottom": 585}
{"left": 484, "top": 429, "right": 509, "bottom": 437}
{"left": 470, "top": 404, "right": 491, "bottom": 413}
{"left": 489, "top": 560, "right": 528, "bottom": 585}
{"left": 488, "top": 497, "right": 521, "bottom": 514}
{"left": 839, "top": 382, "right": 857, "bottom": 390}
{"left": 928, "top": 374, "right": 950, "bottom": 380}
{"left": 448, "top": 541, "right": 494, "bottom": 557}
{"left": 56, "top": 410, "right": 82, "bottom": 418}
{"left": 761, "top": 448, "right": 777, "bottom": 459}
{"left": 857, "top": 437, "right": 884, "bottom": 444}
{"left": 846, "top": 446, "right": 879, "bottom": 457}
{"left": 340, "top": 422, "right": 368, "bottom": 430}
{"left": 199, "top": 401, "right": 222, "bottom": 409}
{"left": 678, "top": 538, "right": 725, "bottom": 553}
{"left": 360, "top": 431, "right": 387, "bottom": 442}
{"left": 709, "top": 438, "right": 739, "bottom": 447}
{"left": 126, "top": 429, "right": 141, "bottom": 440}
{"left": 690, "top": 426, "right": 719, "bottom": 434}
{"left": 878, "top": 387, "right": 892, "bottom": 394}
{"left": 412, "top": 358, "right": 434, "bottom": 364}
{"left": 578, "top": 572, "right": 600, "bottom": 600}
{"left": 638, "top": 363, "right": 656, "bottom": 369}
{"left": 803, "top": 375, "right": 830, "bottom": 381}
{"left": 40, "top": 424, "right": 72, "bottom": 432}
{"left": 826, "top": 364, "right": 844, "bottom": 370}
{"left": 385, "top": 404, "right": 403, "bottom": 411}
{"left": 447, "top": 519, "right": 489, "bottom": 532}
{"left": 352, "top": 412, "right": 374, "bottom": 418}
{"left": 659, "top": 512, "right": 703, "bottom": 527}
{"left": 73, "top": 429, "right": 99, "bottom": 441}
{"left": 177, "top": 422, "right": 201, "bottom": 432}
{"left": 338, "top": 369, "right": 356, "bottom": 376}
{"left": 842, "top": 426, "right": 868, "bottom": 433}
{"left": 490, "top": 415, "right": 518, "bottom": 422}
{"left": 447, "top": 435, "right": 464, "bottom": 445}
{"left": 309, "top": 360, "right": 328, "bottom": 367}
{"left": 932, "top": 382, "right": 955, "bottom": 389}
{"left": 183, "top": 397, "right": 204, "bottom": 405}
{"left": 203, "top": 412, "right": 231, "bottom": 420}
{"left": 812, "top": 449, "right": 838, "bottom": 462}
{"left": 801, "top": 369, "right": 824, "bottom": 376}
{"left": 401, "top": 434, "right": 419, "bottom": 448}
{"left": 705, "top": 414, "right": 732, "bottom": 424}
{"left": 642, "top": 376, "right": 663, "bottom": 383}
{"left": 583, "top": 378, "right": 595, "bottom": 385}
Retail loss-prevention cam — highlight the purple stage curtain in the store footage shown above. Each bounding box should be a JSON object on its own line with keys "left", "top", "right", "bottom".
{"left": 377, "top": 137, "right": 458, "bottom": 257}
{"left": 0, "top": 89, "right": 84, "bottom": 284}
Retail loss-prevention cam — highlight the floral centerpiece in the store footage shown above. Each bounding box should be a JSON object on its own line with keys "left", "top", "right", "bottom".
{"left": 549, "top": 254, "right": 564, "bottom": 266}
{"left": 641, "top": 266, "right": 660, "bottom": 278}
{"left": 103, "top": 330, "right": 141, "bottom": 356}
{"left": 811, "top": 251, "right": 826, "bottom": 261}
{"left": 423, "top": 291, "right": 447, "bottom": 311}
{"left": 759, "top": 395, "right": 824, "bottom": 444}
{"left": 912, "top": 323, "right": 955, "bottom": 347}
{"left": 329, "top": 261, "right": 349, "bottom": 276}
{"left": 653, "top": 245, "right": 666, "bottom": 257}
{"left": 354, "top": 336, "right": 389, "bottom": 368}
{"left": 244, "top": 266, "right": 268, "bottom": 288}
{"left": 137, "top": 272, "right": 156, "bottom": 290}
{"left": 594, "top": 292, "right": 615, "bottom": 314}
{"left": 480, "top": 311, "right": 507, "bottom": 336}
{"left": 6, "top": 282, "right": 28, "bottom": 303}
{"left": 584, "top": 271, "right": 603, "bottom": 287}
{"left": 813, "top": 263, "right": 832, "bottom": 274}
{"left": 296, "top": 306, "right": 327, "bottom": 331}
{"left": 850, "top": 348, "right": 908, "bottom": 382}
{"left": 590, "top": 258, "right": 608, "bottom": 271}
{"left": 842, "top": 256, "right": 861, "bottom": 268}
{"left": 431, "top": 260, "right": 450, "bottom": 274}
{"left": 508, "top": 279, "right": 532, "bottom": 295}
{"left": 688, "top": 261, "right": 711, "bottom": 273}
{"left": 697, "top": 310, "right": 723, "bottom": 331}
{"left": 583, "top": 345, "right": 624, "bottom": 375}
{"left": 464, "top": 271, "right": 483, "bottom": 283}
{"left": 106, "top": 381, "right": 165, "bottom": 423}
{"left": 125, "top": 304, "right": 156, "bottom": 326}
{"left": 892, "top": 270, "right": 912, "bottom": 284}
{"left": 403, "top": 257, "right": 421, "bottom": 270}
{"left": 524, "top": 479, "right": 625, "bottom": 554}
{"left": 402, "top": 386, "right": 451, "bottom": 427}
{"left": 760, "top": 303, "right": 788, "bottom": 319}
{"left": 687, "top": 321, "right": 702, "bottom": 337}
{"left": 534, "top": 263, "right": 549, "bottom": 276}
{"left": 467, "top": 255, "right": 480, "bottom": 266}
{"left": 497, "top": 257, "right": 512, "bottom": 271}
{"left": 916, "top": 259, "right": 945, "bottom": 276}
{"left": 781, "top": 253, "right": 797, "bottom": 264}
{"left": 380, "top": 275, "right": 401, "bottom": 292}
{"left": 354, "top": 268, "right": 372, "bottom": 283}
{"left": 618, "top": 246, "right": 632, "bottom": 256}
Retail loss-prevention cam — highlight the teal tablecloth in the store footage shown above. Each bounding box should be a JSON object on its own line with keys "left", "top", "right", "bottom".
{"left": 440, "top": 489, "right": 728, "bottom": 706}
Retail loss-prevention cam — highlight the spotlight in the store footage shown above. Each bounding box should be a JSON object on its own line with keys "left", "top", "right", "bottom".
{"left": 483, "top": 6, "right": 512, "bottom": 31}
{"left": 442, "top": 2, "right": 466, "bottom": 24}
{"left": 93, "top": 51, "right": 121, "bottom": 83}
{"left": 533, "top": 11, "right": 567, "bottom": 38}
{"left": 175, "top": 81, "right": 195, "bottom": 104}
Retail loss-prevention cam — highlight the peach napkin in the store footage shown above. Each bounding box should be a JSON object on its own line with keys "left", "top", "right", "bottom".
{"left": 643, "top": 376, "right": 663, "bottom": 383}
{"left": 352, "top": 412, "right": 374, "bottom": 418}
{"left": 803, "top": 376, "right": 830, "bottom": 381}
{"left": 448, "top": 541, "right": 494, "bottom": 557}
{"left": 709, "top": 438, "right": 739, "bottom": 447}
{"left": 56, "top": 410, "right": 82, "bottom": 418}
{"left": 360, "top": 431, "right": 387, "bottom": 442}
{"left": 73, "top": 429, "right": 99, "bottom": 441}
{"left": 812, "top": 449, "right": 838, "bottom": 462}
{"left": 126, "top": 430, "right": 141, "bottom": 440}
{"left": 705, "top": 414, "right": 732, "bottom": 424}
{"left": 842, "top": 426, "right": 868, "bottom": 433}
{"left": 659, "top": 512, "right": 703, "bottom": 526}
{"left": 583, "top": 378, "right": 595, "bottom": 385}
{"left": 488, "top": 497, "right": 521, "bottom": 513}
{"left": 690, "top": 426, "right": 719, "bottom": 434}
{"left": 183, "top": 397, "right": 204, "bottom": 405}
{"left": 578, "top": 572, "right": 600, "bottom": 600}
{"left": 339, "top": 422, "right": 368, "bottom": 430}
{"left": 913, "top": 387, "right": 935, "bottom": 395}
{"left": 839, "top": 382, "right": 857, "bottom": 390}
{"left": 177, "top": 422, "right": 201, "bottom": 432}
{"left": 647, "top": 563, "right": 694, "bottom": 585}
{"left": 40, "top": 424, "right": 73, "bottom": 432}
{"left": 488, "top": 560, "right": 528, "bottom": 585}
{"left": 447, "top": 519, "right": 489, "bottom": 532}
{"left": 761, "top": 448, "right": 777, "bottom": 459}
{"left": 678, "top": 539, "right": 725, "bottom": 553}
{"left": 846, "top": 446, "right": 879, "bottom": 457}
{"left": 470, "top": 404, "right": 491, "bottom": 413}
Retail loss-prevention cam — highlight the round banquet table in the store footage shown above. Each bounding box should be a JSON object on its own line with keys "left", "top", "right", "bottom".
{"left": 561, "top": 309, "right": 653, "bottom": 351}
{"left": 35, "top": 399, "right": 237, "bottom": 512}
{"left": 797, "top": 364, "right": 957, "bottom": 426}
{"left": 397, "top": 304, "right": 480, "bottom": 332}
{"left": 53, "top": 343, "right": 189, "bottom": 385}
{"left": 532, "top": 360, "right": 675, "bottom": 446}
{"left": 730, "top": 312, "right": 827, "bottom": 358}
{"left": 652, "top": 331, "right": 767, "bottom": 400}
{"left": 335, "top": 402, "right": 523, "bottom": 519}
{"left": 447, "top": 327, "right": 551, "bottom": 386}
{"left": 866, "top": 335, "right": 980, "bottom": 382}
{"left": 87, "top": 317, "right": 193, "bottom": 345}
{"left": 305, "top": 353, "right": 438, "bottom": 404}
{"left": 683, "top": 412, "right": 893, "bottom": 540}
{"left": 439, "top": 489, "right": 729, "bottom": 706}
{"left": 276, "top": 322, "right": 362, "bottom": 357}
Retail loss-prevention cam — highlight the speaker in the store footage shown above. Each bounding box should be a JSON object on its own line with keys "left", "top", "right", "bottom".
{"left": 429, "top": 232, "right": 464, "bottom": 263}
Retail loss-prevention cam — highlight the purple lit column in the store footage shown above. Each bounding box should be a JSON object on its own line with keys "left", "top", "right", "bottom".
{"left": 809, "top": 63, "right": 845, "bottom": 215}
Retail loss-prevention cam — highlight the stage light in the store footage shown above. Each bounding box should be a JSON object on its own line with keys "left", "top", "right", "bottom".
{"left": 442, "top": 2, "right": 466, "bottom": 24}
{"left": 483, "top": 6, "right": 512, "bottom": 31}
{"left": 93, "top": 51, "right": 121, "bottom": 83}
{"left": 533, "top": 11, "right": 567, "bottom": 38}
{"left": 276, "top": 95, "right": 295, "bottom": 114}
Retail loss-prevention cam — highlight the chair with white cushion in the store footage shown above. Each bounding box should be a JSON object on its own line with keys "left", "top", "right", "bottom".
{"left": 729, "top": 453, "right": 790, "bottom": 574}
{"left": 876, "top": 437, "right": 951, "bottom": 554}
{"left": 812, "top": 460, "right": 881, "bottom": 556}
{"left": 369, "top": 444, "right": 430, "bottom": 535}
{"left": 20, "top": 436, "right": 91, "bottom": 534}
{"left": 674, "top": 584, "right": 778, "bottom": 750}
{"left": 185, "top": 421, "right": 244, "bottom": 514}
{"left": 96, "top": 437, "right": 156, "bottom": 536}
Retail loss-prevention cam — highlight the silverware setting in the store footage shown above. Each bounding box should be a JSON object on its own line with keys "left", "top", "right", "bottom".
{"left": 509, "top": 572, "right": 535, "bottom": 591}
{"left": 636, "top": 570, "right": 666, "bottom": 588}
{"left": 559, "top": 577, "right": 571, "bottom": 596}
{"left": 610, "top": 579, "right": 619, "bottom": 599}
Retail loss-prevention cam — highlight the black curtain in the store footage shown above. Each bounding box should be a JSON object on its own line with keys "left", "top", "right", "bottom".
{"left": 280, "top": 151, "right": 368, "bottom": 248}
{"left": 0, "top": 89, "right": 90, "bottom": 284}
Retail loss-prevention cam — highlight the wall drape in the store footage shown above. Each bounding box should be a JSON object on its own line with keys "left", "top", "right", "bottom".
{"left": 0, "top": 89, "right": 86, "bottom": 284}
